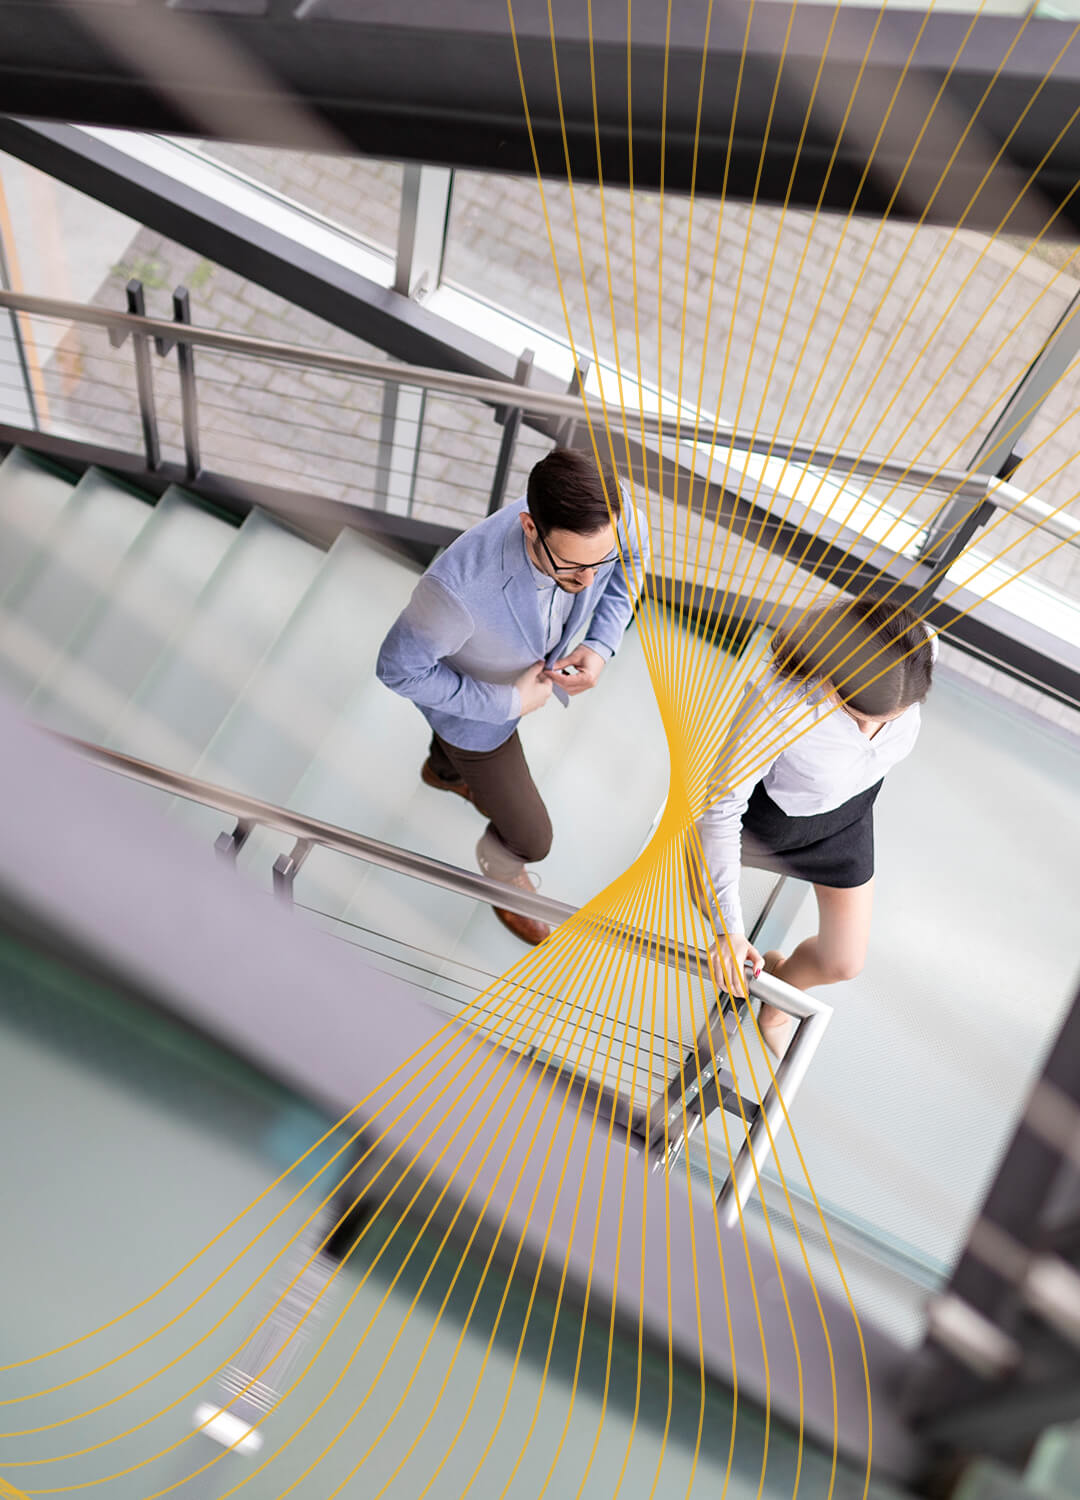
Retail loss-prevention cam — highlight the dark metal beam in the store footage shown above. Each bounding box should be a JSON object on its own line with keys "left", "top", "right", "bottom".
{"left": 1, "top": 2, "right": 1080, "bottom": 232}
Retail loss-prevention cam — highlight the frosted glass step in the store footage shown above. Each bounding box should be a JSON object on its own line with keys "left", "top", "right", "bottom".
{"left": 0, "top": 448, "right": 76, "bottom": 600}
{"left": 1027, "top": 1421, "right": 1080, "bottom": 1495}
{"left": 0, "top": 468, "right": 151, "bottom": 704}
{"left": 257, "top": 681, "right": 426, "bottom": 917}
{"left": 233, "top": 539, "right": 425, "bottom": 897}
{"left": 177, "top": 529, "right": 424, "bottom": 851}
{"left": 108, "top": 508, "right": 324, "bottom": 772}
{"left": 25, "top": 487, "right": 237, "bottom": 741}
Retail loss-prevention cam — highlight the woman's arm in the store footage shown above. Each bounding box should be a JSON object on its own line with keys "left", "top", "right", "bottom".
{"left": 692, "top": 678, "right": 792, "bottom": 938}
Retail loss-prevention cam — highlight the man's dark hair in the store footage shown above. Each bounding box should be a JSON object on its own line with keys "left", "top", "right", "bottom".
{"left": 526, "top": 449, "right": 622, "bottom": 535}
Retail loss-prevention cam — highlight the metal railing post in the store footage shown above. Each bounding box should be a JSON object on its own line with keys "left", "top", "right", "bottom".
{"left": 487, "top": 347, "right": 534, "bottom": 515}
{"left": 0, "top": 225, "right": 39, "bottom": 431}
{"left": 395, "top": 165, "right": 453, "bottom": 301}
{"left": 172, "top": 286, "right": 201, "bottom": 482}
{"left": 713, "top": 976, "right": 834, "bottom": 1228}
{"left": 554, "top": 357, "right": 591, "bottom": 449}
{"left": 119, "top": 280, "right": 161, "bottom": 471}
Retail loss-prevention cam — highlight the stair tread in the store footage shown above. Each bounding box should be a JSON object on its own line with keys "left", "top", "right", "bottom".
{"left": 0, "top": 467, "right": 152, "bottom": 704}
{"left": 26, "top": 486, "right": 238, "bottom": 740}
{"left": 1027, "top": 1422, "right": 1080, "bottom": 1496}
{"left": 108, "top": 508, "right": 325, "bottom": 771}
{"left": 0, "top": 448, "right": 77, "bottom": 600}
{"left": 171, "top": 529, "right": 422, "bottom": 851}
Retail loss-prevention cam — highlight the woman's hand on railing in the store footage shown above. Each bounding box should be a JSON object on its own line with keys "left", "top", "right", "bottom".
{"left": 708, "top": 934, "right": 763, "bottom": 999}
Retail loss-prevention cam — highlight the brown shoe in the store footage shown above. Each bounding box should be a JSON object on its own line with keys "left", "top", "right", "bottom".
{"left": 493, "top": 905, "right": 552, "bottom": 946}
{"left": 422, "top": 757, "right": 484, "bottom": 812}
{"left": 492, "top": 868, "right": 552, "bottom": 947}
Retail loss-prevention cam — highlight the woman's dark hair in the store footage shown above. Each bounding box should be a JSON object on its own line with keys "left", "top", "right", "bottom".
{"left": 770, "top": 591, "right": 935, "bottom": 717}
{"left": 526, "top": 448, "right": 622, "bottom": 536}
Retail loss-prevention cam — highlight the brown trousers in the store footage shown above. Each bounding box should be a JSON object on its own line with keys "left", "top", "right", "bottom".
{"left": 429, "top": 731, "right": 552, "bottom": 867}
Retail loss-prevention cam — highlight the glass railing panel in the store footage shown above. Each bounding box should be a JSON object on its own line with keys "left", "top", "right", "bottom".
{"left": 683, "top": 662, "right": 1080, "bottom": 1323}
{"left": 190, "top": 139, "right": 404, "bottom": 259}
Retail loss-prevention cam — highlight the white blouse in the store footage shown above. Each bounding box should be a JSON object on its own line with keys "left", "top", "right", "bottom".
{"left": 694, "top": 638, "right": 935, "bottom": 937}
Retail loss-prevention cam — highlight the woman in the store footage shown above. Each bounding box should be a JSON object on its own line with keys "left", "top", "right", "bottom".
{"left": 688, "top": 592, "right": 937, "bottom": 1058}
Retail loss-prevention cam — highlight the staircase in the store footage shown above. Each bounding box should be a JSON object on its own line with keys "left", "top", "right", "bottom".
{"left": 0, "top": 446, "right": 823, "bottom": 1174}
{"left": 0, "top": 446, "right": 732, "bottom": 1097}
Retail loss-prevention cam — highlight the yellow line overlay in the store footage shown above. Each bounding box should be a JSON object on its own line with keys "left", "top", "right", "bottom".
{"left": 6, "top": 4, "right": 1080, "bottom": 1500}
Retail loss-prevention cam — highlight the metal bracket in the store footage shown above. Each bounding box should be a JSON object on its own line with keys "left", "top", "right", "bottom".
{"left": 215, "top": 817, "right": 256, "bottom": 863}
{"left": 273, "top": 837, "right": 313, "bottom": 904}
{"left": 659, "top": 1072, "right": 761, "bottom": 1173}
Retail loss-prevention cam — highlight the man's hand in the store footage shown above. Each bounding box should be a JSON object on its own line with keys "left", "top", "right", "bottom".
{"left": 546, "top": 644, "right": 605, "bottom": 697}
{"left": 515, "top": 661, "right": 554, "bottom": 715}
{"left": 708, "top": 934, "right": 763, "bottom": 999}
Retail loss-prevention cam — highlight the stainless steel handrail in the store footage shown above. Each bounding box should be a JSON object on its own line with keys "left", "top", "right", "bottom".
{"left": 64, "top": 734, "right": 711, "bottom": 974}
{"left": 62, "top": 730, "right": 831, "bottom": 1221}
{"left": 0, "top": 288, "right": 987, "bottom": 499}
{"left": 988, "top": 481, "right": 1080, "bottom": 552}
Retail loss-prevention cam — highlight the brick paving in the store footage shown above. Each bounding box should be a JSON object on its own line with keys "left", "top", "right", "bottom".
{"left": 199, "top": 142, "right": 1080, "bottom": 593}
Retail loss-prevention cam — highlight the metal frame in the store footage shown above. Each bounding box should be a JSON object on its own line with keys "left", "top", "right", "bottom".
{"left": 0, "top": 284, "right": 985, "bottom": 492}
{"left": 905, "top": 980, "right": 1080, "bottom": 1471}
{"left": 2, "top": 4, "right": 1080, "bottom": 234}
{"left": 58, "top": 730, "right": 828, "bottom": 1230}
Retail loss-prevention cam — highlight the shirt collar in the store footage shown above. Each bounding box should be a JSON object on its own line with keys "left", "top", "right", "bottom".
{"left": 522, "top": 528, "right": 557, "bottom": 591}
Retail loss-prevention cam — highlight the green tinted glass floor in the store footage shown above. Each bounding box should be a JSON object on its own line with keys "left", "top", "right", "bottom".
{"left": 0, "top": 934, "right": 896, "bottom": 1500}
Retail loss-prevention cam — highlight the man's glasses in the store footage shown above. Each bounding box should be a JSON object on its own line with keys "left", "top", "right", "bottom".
{"left": 533, "top": 522, "right": 619, "bottom": 577}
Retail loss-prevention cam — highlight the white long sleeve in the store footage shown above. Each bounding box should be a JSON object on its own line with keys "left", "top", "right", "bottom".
{"left": 692, "top": 663, "right": 925, "bottom": 937}
{"left": 693, "top": 673, "right": 806, "bottom": 937}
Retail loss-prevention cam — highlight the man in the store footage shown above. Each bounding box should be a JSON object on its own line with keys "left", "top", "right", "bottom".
{"left": 376, "top": 447, "right": 650, "bottom": 944}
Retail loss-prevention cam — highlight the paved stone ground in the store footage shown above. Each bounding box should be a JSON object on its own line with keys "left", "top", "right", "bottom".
{"left": 35, "top": 225, "right": 531, "bottom": 522}
{"left": 27, "top": 140, "right": 1080, "bottom": 734}
{"left": 202, "top": 142, "right": 1080, "bottom": 592}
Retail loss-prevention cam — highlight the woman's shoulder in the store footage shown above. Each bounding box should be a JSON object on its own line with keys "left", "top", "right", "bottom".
{"left": 744, "top": 662, "right": 817, "bottom": 715}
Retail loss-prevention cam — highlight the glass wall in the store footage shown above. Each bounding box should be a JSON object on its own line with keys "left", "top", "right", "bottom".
{"left": 195, "top": 139, "right": 403, "bottom": 258}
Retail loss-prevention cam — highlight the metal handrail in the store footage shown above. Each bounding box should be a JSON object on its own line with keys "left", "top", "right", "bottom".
{"left": 63, "top": 734, "right": 710, "bottom": 974}
{"left": 988, "top": 479, "right": 1080, "bottom": 552}
{"left": 60, "top": 735, "right": 830, "bottom": 1227}
{"left": 0, "top": 287, "right": 987, "bottom": 499}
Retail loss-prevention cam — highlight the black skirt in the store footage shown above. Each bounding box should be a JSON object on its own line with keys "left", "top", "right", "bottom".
{"left": 740, "top": 778, "right": 883, "bottom": 889}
